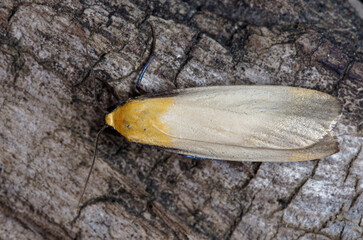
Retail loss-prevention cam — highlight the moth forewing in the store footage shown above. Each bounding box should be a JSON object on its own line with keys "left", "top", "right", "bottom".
{"left": 105, "top": 85, "right": 341, "bottom": 162}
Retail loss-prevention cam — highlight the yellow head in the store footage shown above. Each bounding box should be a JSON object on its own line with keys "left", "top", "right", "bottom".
{"left": 105, "top": 98, "right": 174, "bottom": 147}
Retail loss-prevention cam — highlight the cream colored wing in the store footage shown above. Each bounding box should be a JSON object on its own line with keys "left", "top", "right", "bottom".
{"left": 169, "top": 132, "right": 338, "bottom": 162}
{"left": 160, "top": 85, "right": 341, "bottom": 161}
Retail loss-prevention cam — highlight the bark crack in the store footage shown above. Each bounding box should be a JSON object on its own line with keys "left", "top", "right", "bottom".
{"left": 173, "top": 31, "right": 202, "bottom": 88}
{"left": 223, "top": 169, "right": 261, "bottom": 240}
{"left": 6, "top": 5, "right": 20, "bottom": 24}
{"left": 318, "top": 199, "right": 346, "bottom": 233}
{"left": 224, "top": 193, "right": 258, "bottom": 240}
{"left": 276, "top": 160, "right": 319, "bottom": 213}
{"left": 0, "top": 199, "right": 72, "bottom": 239}
{"left": 339, "top": 222, "right": 346, "bottom": 239}
{"left": 333, "top": 59, "right": 355, "bottom": 95}
{"left": 344, "top": 143, "right": 362, "bottom": 183}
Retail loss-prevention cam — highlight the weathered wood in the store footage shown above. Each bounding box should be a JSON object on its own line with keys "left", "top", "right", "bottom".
{"left": 0, "top": 0, "right": 362, "bottom": 239}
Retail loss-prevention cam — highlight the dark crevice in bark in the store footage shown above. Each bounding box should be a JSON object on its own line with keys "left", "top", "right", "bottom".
{"left": 319, "top": 200, "right": 346, "bottom": 234}
{"left": 224, "top": 194, "right": 257, "bottom": 240}
{"left": 339, "top": 222, "right": 346, "bottom": 239}
{"left": 270, "top": 213, "right": 284, "bottom": 240}
{"left": 276, "top": 161, "right": 319, "bottom": 212}
{"left": 333, "top": 59, "right": 355, "bottom": 95}
{"left": 147, "top": 200, "right": 187, "bottom": 240}
{"left": 349, "top": 179, "right": 362, "bottom": 211}
{"left": 222, "top": 162, "right": 261, "bottom": 239}
{"left": 0, "top": 199, "right": 72, "bottom": 240}
{"left": 105, "top": 10, "right": 116, "bottom": 28}
{"left": 6, "top": 4, "right": 21, "bottom": 24}
{"left": 173, "top": 31, "right": 202, "bottom": 88}
{"left": 344, "top": 143, "right": 362, "bottom": 183}
{"left": 73, "top": 52, "right": 108, "bottom": 88}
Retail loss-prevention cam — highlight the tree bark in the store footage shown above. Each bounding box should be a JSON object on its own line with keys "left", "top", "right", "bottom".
{"left": 0, "top": 0, "right": 362, "bottom": 239}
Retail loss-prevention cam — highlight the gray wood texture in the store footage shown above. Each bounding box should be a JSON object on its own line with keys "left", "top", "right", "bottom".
{"left": 0, "top": 0, "right": 362, "bottom": 239}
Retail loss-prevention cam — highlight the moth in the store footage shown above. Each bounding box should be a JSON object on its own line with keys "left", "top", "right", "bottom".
{"left": 77, "top": 23, "right": 341, "bottom": 210}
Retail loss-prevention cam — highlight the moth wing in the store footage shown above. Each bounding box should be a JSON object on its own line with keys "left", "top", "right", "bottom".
{"left": 159, "top": 86, "right": 340, "bottom": 161}
{"left": 168, "top": 132, "right": 339, "bottom": 162}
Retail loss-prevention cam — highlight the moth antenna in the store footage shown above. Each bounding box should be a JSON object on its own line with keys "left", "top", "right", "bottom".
{"left": 77, "top": 125, "right": 108, "bottom": 214}
{"left": 135, "top": 22, "right": 156, "bottom": 91}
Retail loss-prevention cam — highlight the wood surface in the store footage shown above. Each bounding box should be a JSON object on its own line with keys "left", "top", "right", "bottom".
{"left": 0, "top": 0, "right": 362, "bottom": 239}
